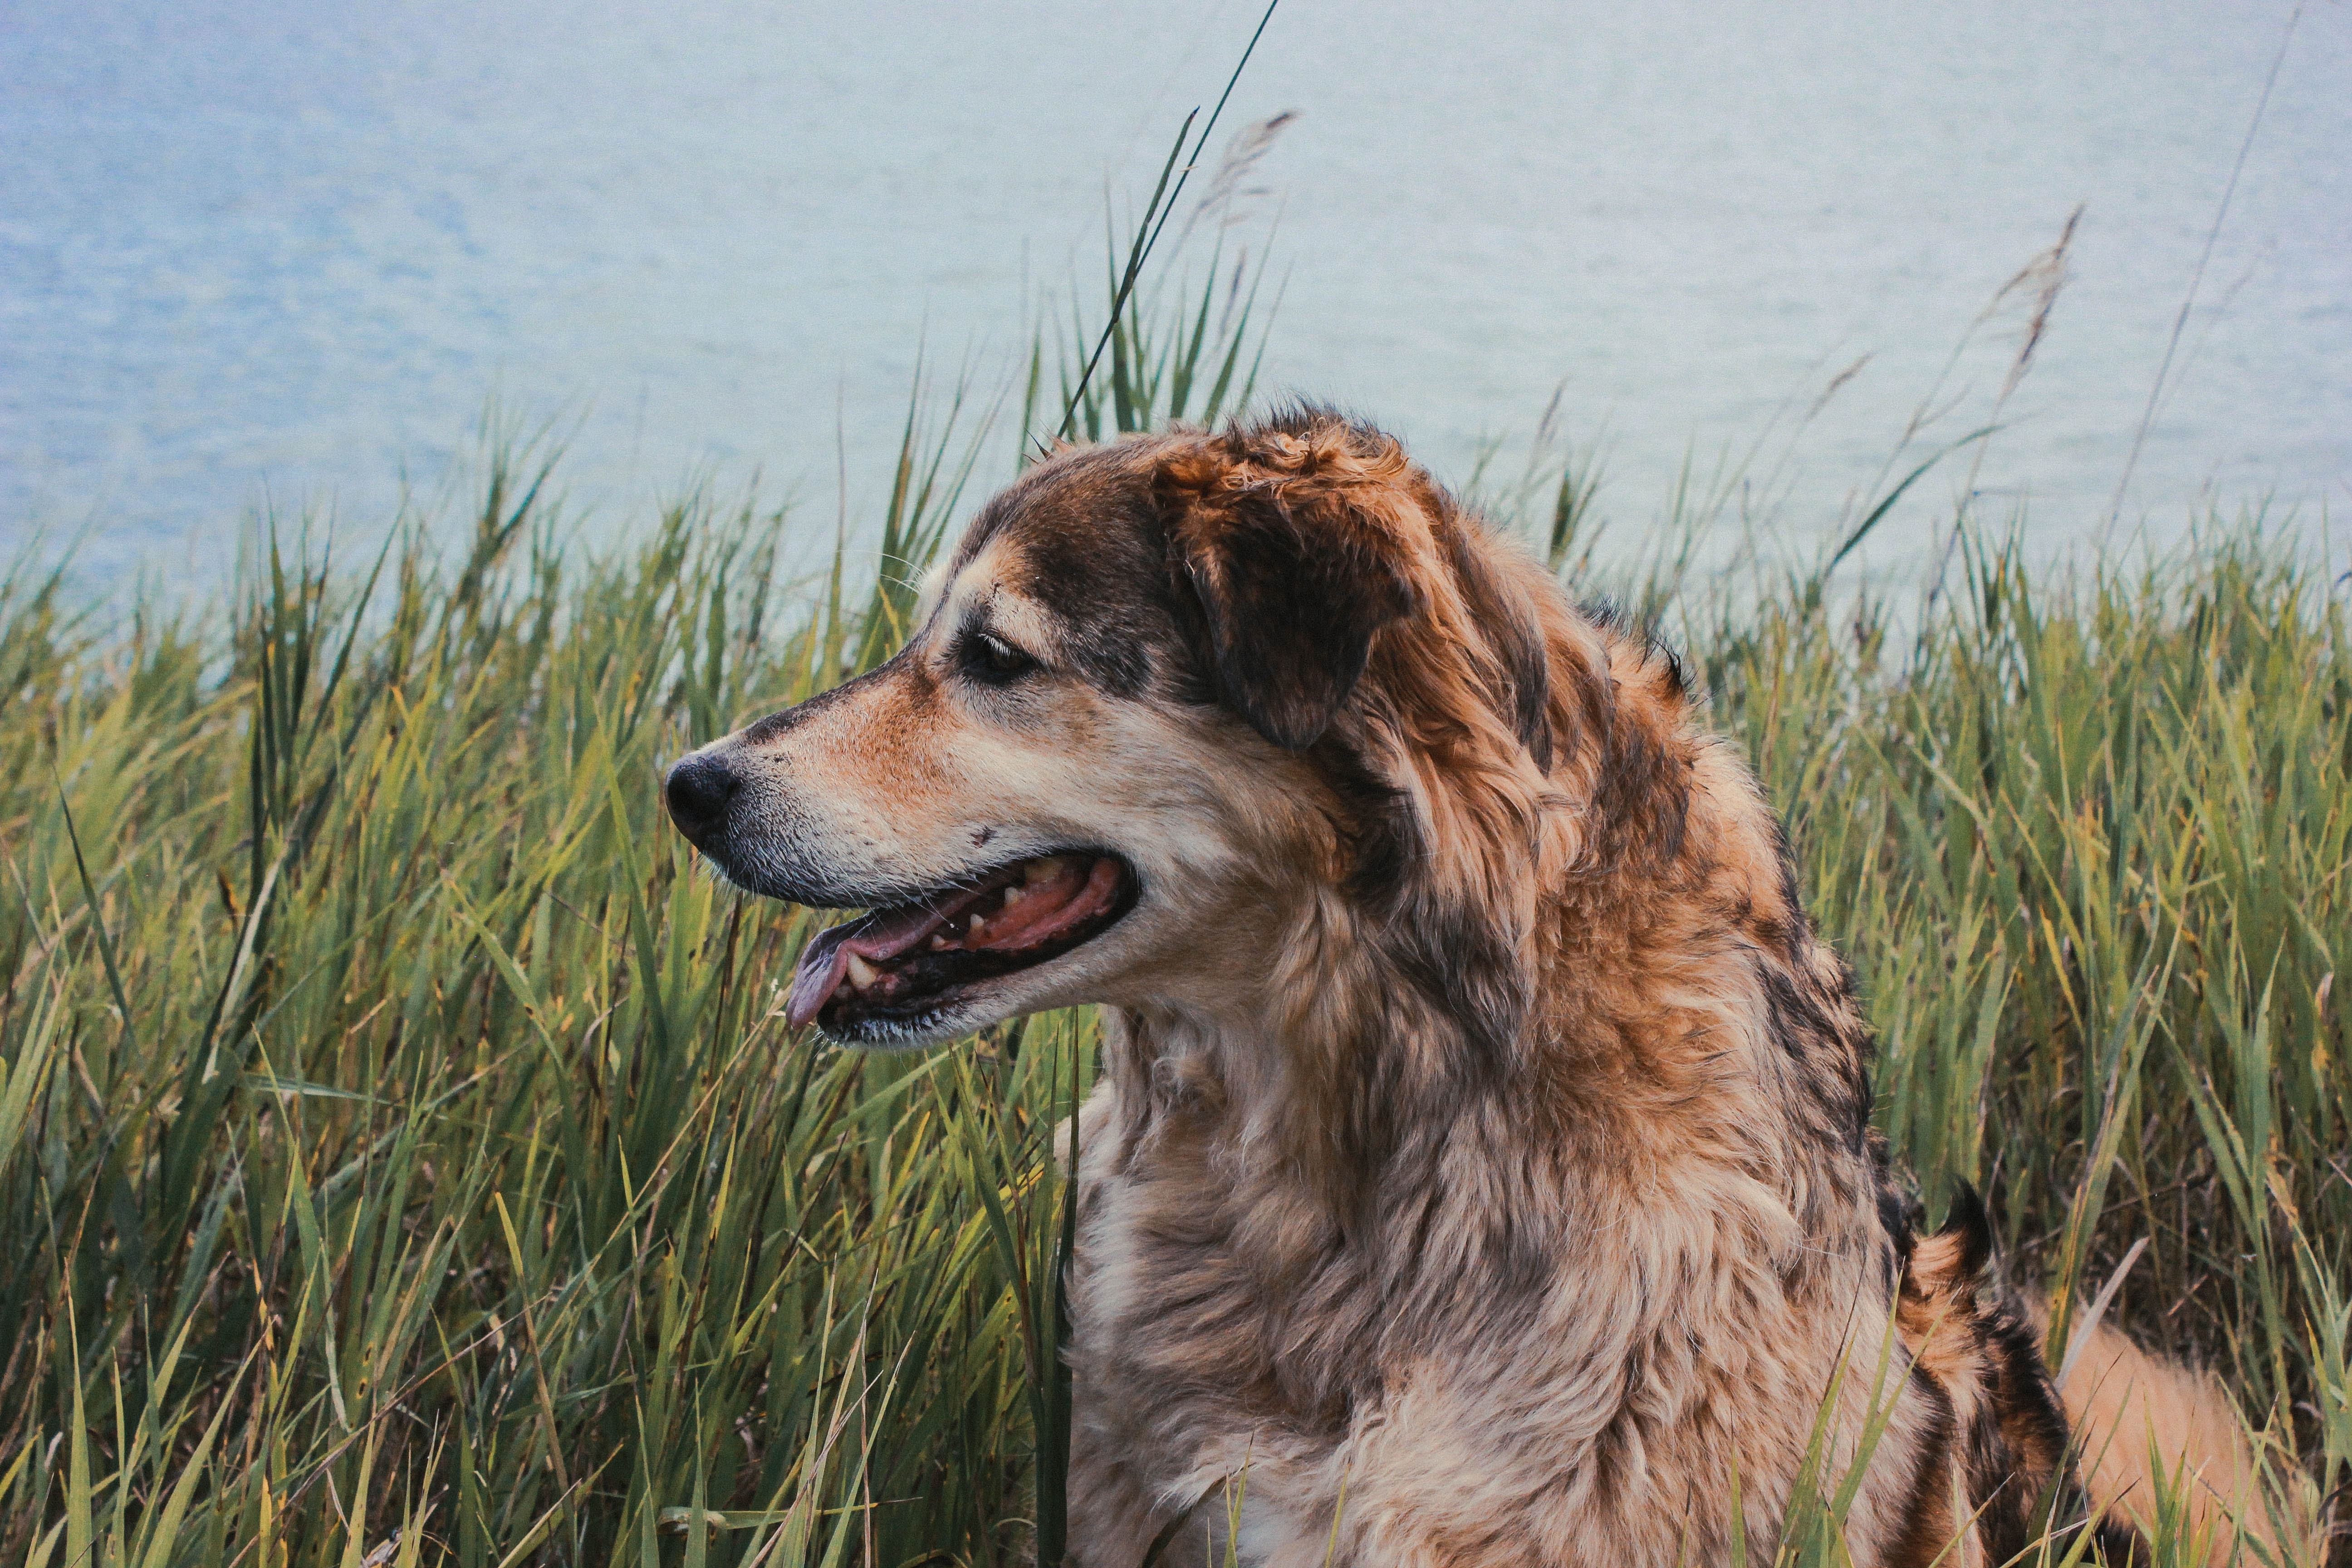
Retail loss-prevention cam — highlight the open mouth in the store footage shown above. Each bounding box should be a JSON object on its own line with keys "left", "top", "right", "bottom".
{"left": 784, "top": 853, "right": 1137, "bottom": 1034}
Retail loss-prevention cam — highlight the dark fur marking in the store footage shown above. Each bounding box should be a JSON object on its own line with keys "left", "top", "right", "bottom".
{"left": 1916, "top": 1182, "right": 2108, "bottom": 1566}
{"left": 1171, "top": 483, "right": 1418, "bottom": 749}
{"left": 1588, "top": 707, "right": 1691, "bottom": 868}
{"left": 1752, "top": 961, "right": 1873, "bottom": 1149}
{"left": 2096, "top": 1520, "right": 2150, "bottom": 1565}
{"left": 1655, "top": 641, "right": 1691, "bottom": 704}
{"left": 941, "top": 441, "right": 1203, "bottom": 703}
{"left": 1769, "top": 819, "right": 1810, "bottom": 964}
{"left": 1246, "top": 397, "right": 1365, "bottom": 442}
{"left": 951, "top": 438, "right": 1138, "bottom": 568}
{"left": 1966, "top": 1392, "right": 2035, "bottom": 1560}
{"left": 1875, "top": 1173, "right": 1918, "bottom": 1284}
{"left": 1437, "top": 510, "right": 1555, "bottom": 771}
{"left": 1981, "top": 1303, "right": 2079, "bottom": 1519}
{"left": 1005, "top": 497, "right": 1168, "bottom": 700}
{"left": 1311, "top": 734, "right": 1419, "bottom": 906}
{"left": 1884, "top": 1364, "right": 1958, "bottom": 1568}
{"left": 1936, "top": 1182, "right": 1995, "bottom": 1281}
{"left": 1577, "top": 594, "right": 1626, "bottom": 633}
{"left": 1756, "top": 964, "right": 1819, "bottom": 1066}
{"left": 1387, "top": 899, "right": 1528, "bottom": 1070}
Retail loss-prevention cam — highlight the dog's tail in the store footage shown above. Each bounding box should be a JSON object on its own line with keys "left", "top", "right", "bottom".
{"left": 2043, "top": 1301, "right": 2323, "bottom": 1565}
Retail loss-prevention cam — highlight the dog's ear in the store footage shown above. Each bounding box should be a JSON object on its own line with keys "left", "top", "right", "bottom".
{"left": 1160, "top": 457, "right": 1419, "bottom": 750}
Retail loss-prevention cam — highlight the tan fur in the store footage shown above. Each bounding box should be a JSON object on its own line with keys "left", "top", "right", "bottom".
{"left": 669, "top": 412, "right": 2269, "bottom": 1566}
{"left": 2045, "top": 1306, "right": 2309, "bottom": 1565}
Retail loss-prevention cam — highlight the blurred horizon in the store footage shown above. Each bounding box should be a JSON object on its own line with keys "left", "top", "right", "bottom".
{"left": 3, "top": 0, "right": 2347, "bottom": 589}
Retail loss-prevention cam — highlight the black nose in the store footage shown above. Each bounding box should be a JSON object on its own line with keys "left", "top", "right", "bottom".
{"left": 664, "top": 754, "right": 741, "bottom": 841}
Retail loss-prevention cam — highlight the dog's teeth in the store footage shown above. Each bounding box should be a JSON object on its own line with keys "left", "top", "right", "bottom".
{"left": 966, "top": 912, "right": 989, "bottom": 941}
{"left": 1024, "top": 858, "right": 1058, "bottom": 887}
{"left": 1002, "top": 883, "right": 1026, "bottom": 906}
{"left": 930, "top": 934, "right": 949, "bottom": 951}
{"left": 845, "top": 953, "right": 880, "bottom": 990}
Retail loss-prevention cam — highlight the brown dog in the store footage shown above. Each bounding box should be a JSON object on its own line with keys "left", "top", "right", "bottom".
{"left": 665, "top": 411, "right": 2262, "bottom": 1567}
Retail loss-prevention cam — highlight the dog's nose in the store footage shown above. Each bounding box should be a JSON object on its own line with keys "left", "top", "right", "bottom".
{"left": 664, "top": 753, "right": 741, "bottom": 841}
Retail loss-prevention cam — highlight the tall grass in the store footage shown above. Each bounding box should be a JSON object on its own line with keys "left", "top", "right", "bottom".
{"left": 3, "top": 262, "right": 2348, "bottom": 1568}
{"left": 1697, "top": 528, "right": 2351, "bottom": 1561}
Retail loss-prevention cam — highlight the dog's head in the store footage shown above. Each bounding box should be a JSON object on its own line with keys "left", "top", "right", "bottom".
{"left": 666, "top": 410, "right": 1568, "bottom": 1049}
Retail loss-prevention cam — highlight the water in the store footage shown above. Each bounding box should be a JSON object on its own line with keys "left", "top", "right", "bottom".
{"left": 4, "top": 0, "right": 2347, "bottom": 588}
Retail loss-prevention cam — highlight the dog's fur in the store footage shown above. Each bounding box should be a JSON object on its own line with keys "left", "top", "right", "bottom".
{"left": 669, "top": 411, "right": 2273, "bottom": 1566}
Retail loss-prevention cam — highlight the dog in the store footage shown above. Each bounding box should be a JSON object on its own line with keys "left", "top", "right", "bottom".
{"left": 665, "top": 410, "right": 2269, "bottom": 1567}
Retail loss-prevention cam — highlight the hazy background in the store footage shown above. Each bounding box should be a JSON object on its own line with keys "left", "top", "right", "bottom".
{"left": 3, "top": 0, "right": 2346, "bottom": 587}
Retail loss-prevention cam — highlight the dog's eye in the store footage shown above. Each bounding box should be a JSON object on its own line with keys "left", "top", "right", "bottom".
{"left": 966, "top": 630, "right": 1039, "bottom": 681}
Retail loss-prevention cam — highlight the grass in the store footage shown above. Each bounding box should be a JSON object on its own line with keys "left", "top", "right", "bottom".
{"left": 3, "top": 232, "right": 2349, "bottom": 1568}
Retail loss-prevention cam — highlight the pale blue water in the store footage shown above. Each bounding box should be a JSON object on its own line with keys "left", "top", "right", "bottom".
{"left": 4, "top": 0, "right": 2347, "bottom": 587}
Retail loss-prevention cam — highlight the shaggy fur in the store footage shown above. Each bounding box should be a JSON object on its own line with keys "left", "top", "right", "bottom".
{"left": 666, "top": 410, "right": 2266, "bottom": 1566}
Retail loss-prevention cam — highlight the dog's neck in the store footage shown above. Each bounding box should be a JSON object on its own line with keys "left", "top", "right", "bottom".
{"left": 1095, "top": 622, "right": 1888, "bottom": 1325}
{"left": 1076, "top": 615, "right": 1904, "bottom": 1464}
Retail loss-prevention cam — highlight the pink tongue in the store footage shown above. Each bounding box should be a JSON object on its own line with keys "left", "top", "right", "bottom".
{"left": 783, "top": 900, "right": 950, "bottom": 1029}
{"left": 783, "top": 945, "right": 845, "bottom": 1030}
{"left": 781, "top": 857, "right": 1123, "bottom": 1029}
